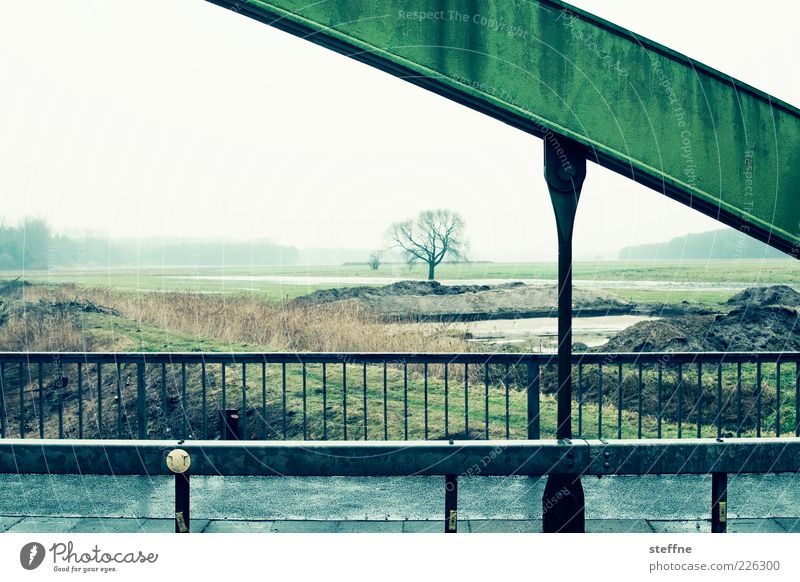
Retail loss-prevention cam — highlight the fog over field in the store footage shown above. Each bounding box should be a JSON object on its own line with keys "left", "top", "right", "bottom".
{"left": 0, "top": 1, "right": 797, "bottom": 263}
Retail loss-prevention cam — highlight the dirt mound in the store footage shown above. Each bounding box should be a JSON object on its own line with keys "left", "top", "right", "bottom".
{"left": 292, "top": 280, "right": 502, "bottom": 305}
{"left": 602, "top": 305, "right": 799, "bottom": 352}
{"left": 727, "top": 284, "right": 800, "bottom": 307}
{"left": 293, "top": 280, "right": 633, "bottom": 321}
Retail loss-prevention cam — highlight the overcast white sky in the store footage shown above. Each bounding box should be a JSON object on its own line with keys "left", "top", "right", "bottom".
{"left": 0, "top": 1, "right": 797, "bottom": 260}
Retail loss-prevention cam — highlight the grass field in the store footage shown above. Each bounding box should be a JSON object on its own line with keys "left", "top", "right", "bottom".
{"left": 6, "top": 259, "right": 798, "bottom": 304}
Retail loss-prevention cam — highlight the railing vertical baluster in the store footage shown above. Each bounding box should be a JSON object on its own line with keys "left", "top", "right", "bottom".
{"left": 58, "top": 389, "right": 64, "bottom": 439}
{"left": 444, "top": 363, "right": 449, "bottom": 439}
{"left": 716, "top": 363, "right": 722, "bottom": 439}
{"left": 221, "top": 363, "right": 227, "bottom": 419}
{"left": 484, "top": 363, "right": 489, "bottom": 440}
{"left": 577, "top": 363, "right": 583, "bottom": 437}
{"left": 38, "top": 363, "right": 44, "bottom": 438}
{"left": 424, "top": 363, "right": 429, "bottom": 440}
{"left": 504, "top": 363, "right": 510, "bottom": 439}
{"left": 282, "top": 362, "right": 287, "bottom": 439}
{"left": 19, "top": 362, "right": 25, "bottom": 438}
{"left": 243, "top": 363, "right": 248, "bottom": 440}
{"left": 598, "top": 363, "right": 603, "bottom": 438}
{"left": 637, "top": 362, "right": 643, "bottom": 439}
{"left": 403, "top": 362, "right": 408, "bottom": 440}
{"left": 0, "top": 362, "right": 6, "bottom": 439}
{"left": 301, "top": 362, "right": 307, "bottom": 441}
{"left": 201, "top": 361, "right": 208, "bottom": 439}
{"left": 697, "top": 361, "right": 702, "bottom": 438}
{"left": 383, "top": 362, "right": 388, "bottom": 441}
{"left": 776, "top": 362, "right": 781, "bottom": 437}
{"left": 464, "top": 363, "right": 469, "bottom": 439}
{"left": 136, "top": 362, "right": 146, "bottom": 439}
{"left": 78, "top": 362, "right": 83, "bottom": 439}
{"left": 657, "top": 361, "right": 663, "bottom": 439}
{"left": 322, "top": 362, "right": 327, "bottom": 440}
{"left": 116, "top": 362, "right": 122, "bottom": 439}
{"left": 756, "top": 361, "right": 762, "bottom": 437}
{"left": 527, "top": 362, "right": 540, "bottom": 439}
{"left": 181, "top": 363, "right": 187, "bottom": 439}
{"left": 161, "top": 363, "right": 168, "bottom": 428}
{"left": 362, "top": 363, "right": 367, "bottom": 441}
{"left": 775, "top": 360, "right": 781, "bottom": 436}
{"left": 736, "top": 362, "right": 742, "bottom": 437}
{"left": 342, "top": 363, "right": 347, "bottom": 440}
{"left": 617, "top": 363, "right": 622, "bottom": 439}
{"left": 262, "top": 362, "right": 268, "bottom": 440}
{"left": 96, "top": 363, "right": 102, "bottom": 439}
{"left": 677, "top": 363, "right": 683, "bottom": 438}
{"left": 796, "top": 360, "right": 800, "bottom": 438}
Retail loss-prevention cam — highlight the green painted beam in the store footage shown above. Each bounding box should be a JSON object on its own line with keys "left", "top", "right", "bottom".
{"left": 207, "top": 0, "right": 799, "bottom": 256}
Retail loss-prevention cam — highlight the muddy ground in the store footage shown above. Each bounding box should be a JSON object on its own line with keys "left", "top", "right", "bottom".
{"left": 293, "top": 280, "right": 635, "bottom": 320}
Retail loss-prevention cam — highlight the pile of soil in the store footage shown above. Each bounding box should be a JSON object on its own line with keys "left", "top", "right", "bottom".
{"left": 293, "top": 280, "right": 634, "bottom": 321}
{"left": 726, "top": 284, "right": 800, "bottom": 307}
{"left": 292, "top": 280, "right": 496, "bottom": 305}
{"left": 603, "top": 286, "right": 799, "bottom": 352}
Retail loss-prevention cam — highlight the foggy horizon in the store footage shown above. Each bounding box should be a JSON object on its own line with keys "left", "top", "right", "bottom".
{"left": 1, "top": 1, "right": 798, "bottom": 262}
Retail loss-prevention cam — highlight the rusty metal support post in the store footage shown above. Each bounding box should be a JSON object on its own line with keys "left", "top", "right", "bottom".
{"left": 711, "top": 472, "right": 727, "bottom": 533}
{"left": 542, "top": 134, "right": 587, "bottom": 533}
{"left": 221, "top": 408, "right": 241, "bottom": 440}
{"left": 444, "top": 474, "right": 458, "bottom": 533}
{"left": 167, "top": 448, "right": 192, "bottom": 533}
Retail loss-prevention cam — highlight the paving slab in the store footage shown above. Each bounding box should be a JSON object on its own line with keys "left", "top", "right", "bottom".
{"left": 6, "top": 517, "right": 82, "bottom": 533}
{"left": 269, "top": 520, "right": 341, "bottom": 533}
{"left": 773, "top": 518, "right": 800, "bottom": 532}
{"left": 202, "top": 520, "right": 275, "bottom": 533}
{"left": 727, "top": 519, "right": 787, "bottom": 533}
{"left": 402, "top": 520, "right": 446, "bottom": 533}
{"left": 649, "top": 519, "right": 786, "bottom": 533}
{"left": 0, "top": 516, "right": 23, "bottom": 532}
{"left": 586, "top": 519, "right": 654, "bottom": 533}
{"left": 467, "top": 520, "right": 542, "bottom": 533}
{"left": 335, "top": 521, "right": 404, "bottom": 533}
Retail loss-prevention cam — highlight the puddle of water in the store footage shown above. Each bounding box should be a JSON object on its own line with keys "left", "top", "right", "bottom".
{"left": 168, "top": 274, "right": 755, "bottom": 292}
{"left": 415, "top": 315, "right": 657, "bottom": 352}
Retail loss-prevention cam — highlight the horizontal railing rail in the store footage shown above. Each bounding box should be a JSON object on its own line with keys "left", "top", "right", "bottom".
{"left": 1, "top": 437, "right": 798, "bottom": 476}
{"left": 1, "top": 437, "right": 795, "bottom": 533}
{"left": 0, "top": 351, "right": 797, "bottom": 442}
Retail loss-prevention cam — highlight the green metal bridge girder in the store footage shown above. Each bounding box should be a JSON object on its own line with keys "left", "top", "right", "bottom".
{"left": 207, "top": 0, "right": 799, "bottom": 256}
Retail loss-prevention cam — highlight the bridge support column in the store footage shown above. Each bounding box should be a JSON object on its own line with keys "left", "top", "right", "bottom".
{"left": 542, "top": 135, "right": 587, "bottom": 533}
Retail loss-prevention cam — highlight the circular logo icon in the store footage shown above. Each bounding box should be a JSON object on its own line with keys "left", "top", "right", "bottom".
{"left": 20, "top": 542, "right": 46, "bottom": 570}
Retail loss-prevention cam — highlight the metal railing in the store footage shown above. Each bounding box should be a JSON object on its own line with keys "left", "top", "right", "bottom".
{"left": 0, "top": 351, "right": 798, "bottom": 441}
{"left": 2, "top": 437, "right": 798, "bottom": 533}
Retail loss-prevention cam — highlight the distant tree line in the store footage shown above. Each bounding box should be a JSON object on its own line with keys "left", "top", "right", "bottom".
{"left": 619, "top": 228, "right": 789, "bottom": 260}
{"left": 0, "top": 217, "right": 299, "bottom": 270}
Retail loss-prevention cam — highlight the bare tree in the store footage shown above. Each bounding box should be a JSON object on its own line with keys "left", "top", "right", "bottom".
{"left": 387, "top": 209, "right": 467, "bottom": 280}
{"left": 368, "top": 251, "right": 382, "bottom": 271}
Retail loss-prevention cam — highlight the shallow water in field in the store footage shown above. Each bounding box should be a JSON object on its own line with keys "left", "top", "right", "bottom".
{"left": 415, "top": 314, "right": 657, "bottom": 352}
{"left": 169, "top": 274, "right": 752, "bottom": 292}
